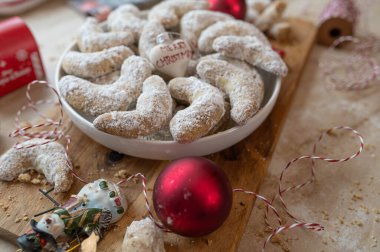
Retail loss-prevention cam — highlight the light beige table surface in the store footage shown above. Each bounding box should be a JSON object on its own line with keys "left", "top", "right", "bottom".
{"left": 0, "top": 0, "right": 379, "bottom": 251}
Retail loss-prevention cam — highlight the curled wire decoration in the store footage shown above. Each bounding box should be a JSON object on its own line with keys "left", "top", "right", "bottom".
{"left": 233, "top": 189, "right": 282, "bottom": 227}
{"left": 319, "top": 36, "right": 380, "bottom": 91}
{"left": 8, "top": 80, "right": 87, "bottom": 184}
{"left": 235, "top": 126, "right": 364, "bottom": 251}
{"left": 9, "top": 84, "right": 364, "bottom": 250}
{"left": 117, "top": 173, "right": 171, "bottom": 232}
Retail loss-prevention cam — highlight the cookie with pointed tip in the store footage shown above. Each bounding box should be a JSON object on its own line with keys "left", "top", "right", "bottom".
{"left": 77, "top": 18, "right": 134, "bottom": 53}
{"left": 0, "top": 139, "right": 73, "bottom": 193}
{"left": 247, "top": 0, "right": 271, "bottom": 13}
{"left": 59, "top": 56, "right": 153, "bottom": 117}
{"left": 169, "top": 77, "right": 225, "bottom": 143}
{"left": 255, "top": 0, "right": 287, "bottom": 31}
{"left": 197, "top": 59, "right": 264, "bottom": 125}
{"left": 148, "top": 0, "right": 209, "bottom": 29}
{"left": 186, "top": 53, "right": 257, "bottom": 81}
{"left": 94, "top": 75, "right": 173, "bottom": 138}
{"left": 199, "top": 53, "right": 254, "bottom": 73}
{"left": 62, "top": 46, "right": 134, "bottom": 79}
{"left": 198, "top": 20, "right": 270, "bottom": 54}
{"left": 180, "top": 10, "right": 233, "bottom": 48}
{"left": 138, "top": 20, "right": 166, "bottom": 59}
{"left": 122, "top": 218, "right": 165, "bottom": 252}
{"left": 107, "top": 4, "right": 147, "bottom": 41}
{"left": 213, "top": 35, "right": 288, "bottom": 76}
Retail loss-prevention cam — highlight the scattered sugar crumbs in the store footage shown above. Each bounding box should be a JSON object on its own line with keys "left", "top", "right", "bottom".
{"left": 351, "top": 220, "right": 363, "bottom": 227}
{"left": 364, "top": 144, "right": 376, "bottom": 151}
{"left": 1, "top": 203, "right": 8, "bottom": 214}
{"left": 326, "top": 129, "right": 338, "bottom": 137}
{"left": 18, "top": 173, "right": 31, "bottom": 183}
{"left": 114, "top": 169, "right": 131, "bottom": 179}
{"left": 17, "top": 171, "right": 48, "bottom": 186}
{"left": 351, "top": 194, "right": 363, "bottom": 201}
{"left": 360, "top": 205, "right": 370, "bottom": 214}
{"left": 321, "top": 210, "right": 329, "bottom": 220}
{"left": 271, "top": 235, "right": 290, "bottom": 252}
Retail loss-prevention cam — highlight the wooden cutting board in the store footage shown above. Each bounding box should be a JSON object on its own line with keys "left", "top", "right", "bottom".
{"left": 0, "top": 18, "right": 317, "bottom": 251}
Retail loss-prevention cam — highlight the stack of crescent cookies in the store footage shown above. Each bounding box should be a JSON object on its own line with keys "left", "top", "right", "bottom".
{"left": 58, "top": 0, "right": 288, "bottom": 144}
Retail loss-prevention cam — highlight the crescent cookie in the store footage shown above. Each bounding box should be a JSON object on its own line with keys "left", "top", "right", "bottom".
{"left": 207, "top": 100, "right": 231, "bottom": 136}
{"left": 0, "top": 139, "right": 73, "bottom": 193}
{"left": 138, "top": 20, "right": 166, "bottom": 59}
{"left": 62, "top": 46, "right": 134, "bottom": 79}
{"left": 199, "top": 53, "right": 254, "bottom": 73}
{"left": 77, "top": 18, "right": 134, "bottom": 53}
{"left": 180, "top": 10, "right": 234, "bottom": 48}
{"left": 185, "top": 53, "right": 255, "bottom": 80}
{"left": 213, "top": 35, "right": 288, "bottom": 76}
{"left": 197, "top": 59, "right": 264, "bottom": 125}
{"left": 198, "top": 20, "right": 270, "bottom": 54}
{"left": 94, "top": 75, "right": 173, "bottom": 138}
{"left": 169, "top": 77, "right": 225, "bottom": 143}
{"left": 148, "top": 0, "right": 209, "bottom": 29}
{"left": 107, "top": 4, "right": 147, "bottom": 40}
{"left": 59, "top": 56, "right": 153, "bottom": 117}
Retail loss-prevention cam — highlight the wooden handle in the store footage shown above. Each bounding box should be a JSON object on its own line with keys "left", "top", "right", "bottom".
{"left": 81, "top": 233, "right": 99, "bottom": 252}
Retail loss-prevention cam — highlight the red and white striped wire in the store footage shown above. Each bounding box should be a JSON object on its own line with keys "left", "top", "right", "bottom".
{"left": 319, "top": 36, "right": 380, "bottom": 91}
{"left": 259, "top": 127, "right": 362, "bottom": 250}
{"left": 10, "top": 82, "right": 365, "bottom": 250}
{"left": 273, "top": 126, "right": 363, "bottom": 220}
{"left": 117, "top": 173, "right": 170, "bottom": 232}
{"left": 243, "top": 126, "right": 363, "bottom": 251}
{"left": 8, "top": 80, "right": 87, "bottom": 184}
{"left": 128, "top": 126, "right": 363, "bottom": 251}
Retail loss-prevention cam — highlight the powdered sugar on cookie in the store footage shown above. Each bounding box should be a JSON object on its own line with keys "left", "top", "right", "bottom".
{"left": 0, "top": 139, "right": 73, "bottom": 193}
{"left": 107, "top": 4, "right": 147, "bottom": 41}
{"left": 59, "top": 56, "right": 153, "bottom": 117}
{"left": 169, "top": 77, "right": 225, "bottom": 143}
{"left": 62, "top": 46, "right": 134, "bottom": 78}
{"left": 94, "top": 75, "right": 173, "bottom": 137}
{"left": 198, "top": 20, "right": 271, "bottom": 54}
{"left": 197, "top": 59, "right": 264, "bottom": 125}
{"left": 180, "top": 10, "right": 233, "bottom": 48}
{"left": 138, "top": 20, "right": 166, "bottom": 59}
{"left": 78, "top": 18, "right": 134, "bottom": 53}
{"left": 213, "top": 35, "right": 288, "bottom": 76}
{"left": 148, "top": 0, "right": 209, "bottom": 29}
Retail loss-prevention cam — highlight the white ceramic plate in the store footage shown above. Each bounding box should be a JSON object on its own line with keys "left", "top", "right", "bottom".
{"left": 55, "top": 43, "right": 281, "bottom": 160}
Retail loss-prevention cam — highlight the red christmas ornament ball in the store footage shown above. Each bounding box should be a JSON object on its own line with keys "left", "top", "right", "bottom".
{"left": 208, "top": 0, "right": 247, "bottom": 20}
{"left": 153, "top": 157, "right": 232, "bottom": 237}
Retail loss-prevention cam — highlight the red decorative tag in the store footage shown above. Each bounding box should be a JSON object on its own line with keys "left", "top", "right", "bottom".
{"left": 0, "top": 16, "right": 45, "bottom": 97}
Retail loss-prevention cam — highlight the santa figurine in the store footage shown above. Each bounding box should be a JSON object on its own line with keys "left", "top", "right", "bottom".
{"left": 17, "top": 179, "right": 127, "bottom": 252}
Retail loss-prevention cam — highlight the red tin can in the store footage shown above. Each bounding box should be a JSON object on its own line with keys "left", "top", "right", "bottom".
{"left": 0, "top": 16, "right": 45, "bottom": 97}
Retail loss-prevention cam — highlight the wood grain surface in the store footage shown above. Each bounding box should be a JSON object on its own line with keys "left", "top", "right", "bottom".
{"left": 0, "top": 18, "right": 316, "bottom": 251}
